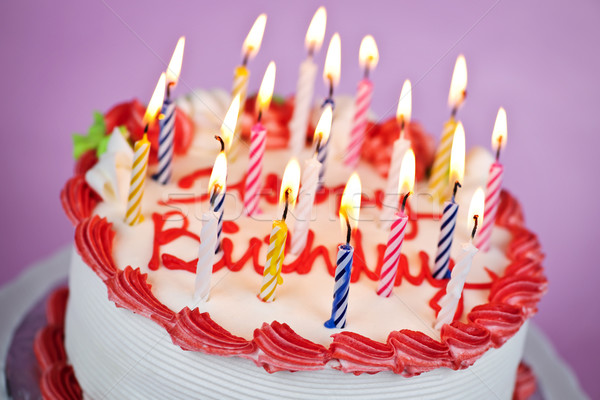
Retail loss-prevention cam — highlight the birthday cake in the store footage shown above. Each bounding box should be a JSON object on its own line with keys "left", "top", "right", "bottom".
{"left": 39, "top": 12, "right": 546, "bottom": 400}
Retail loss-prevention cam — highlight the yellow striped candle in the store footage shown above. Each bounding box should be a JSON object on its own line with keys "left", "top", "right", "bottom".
{"left": 258, "top": 220, "right": 287, "bottom": 303}
{"left": 231, "top": 65, "right": 249, "bottom": 136}
{"left": 428, "top": 117, "right": 457, "bottom": 201}
{"left": 125, "top": 134, "right": 150, "bottom": 225}
{"left": 429, "top": 55, "right": 467, "bottom": 202}
{"left": 258, "top": 159, "right": 300, "bottom": 303}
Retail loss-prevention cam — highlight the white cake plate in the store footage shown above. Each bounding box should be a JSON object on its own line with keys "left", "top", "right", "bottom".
{"left": 0, "top": 246, "right": 590, "bottom": 400}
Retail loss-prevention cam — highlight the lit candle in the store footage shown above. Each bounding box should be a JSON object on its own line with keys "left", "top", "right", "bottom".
{"left": 429, "top": 55, "right": 467, "bottom": 202}
{"left": 289, "top": 7, "right": 327, "bottom": 155}
{"left": 435, "top": 188, "right": 484, "bottom": 330}
{"left": 377, "top": 149, "right": 415, "bottom": 297}
{"left": 325, "top": 173, "right": 361, "bottom": 329}
{"left": 194, "top": 152, "right": 227, "bottom": 302}
{"left": 258, "top": 159, "right": 301, "bottom": 302}
{"left": 154, "top": 36, "right": 185, "bottom": 185}
{"left": 475, "top": 107, "right": 507, "bottom": 252}
{"left": 291, "top": 106, "right": 332, "bottom": 256}
{"left": 345, "top": 35, "right": 379, "bottom": 168}
{"left": 213, "top": 96, "right": 240, "bottom": 255}
{"left": 232, "top": 14, "right": 267, "bottom": 136}
{"left": 381, "top": 80, "right": 412, "bottom": 228}
{"left": 433, "top": 122, "right": 465, "bottom": 279}
{"left": 244, "top": 61, "right": 276, "bottom": 216}
{"left": 124, "top": 73, "right": 165, "bottom": 225}
{"left": 318, "top": 33, "right": 341, "bottom": 186}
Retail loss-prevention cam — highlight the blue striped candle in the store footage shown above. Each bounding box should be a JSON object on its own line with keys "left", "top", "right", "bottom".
{"left": 153, "top": 97, "right": 176, "bottom": 184}
{"left": 433, "top": 201, "right": 459, "bottom": 279}
{"left": 317, "top": 99, "right": 334, "bottom": 186}
{"left": 325, "top": 243, "right": 353, "bottom": 329}
{"left": 212, "top": 187, "right": 226, "bottom": 256}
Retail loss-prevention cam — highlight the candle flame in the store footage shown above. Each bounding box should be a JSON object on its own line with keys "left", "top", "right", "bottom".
{"left": 314, "top": 104, "right": 333, "bottom": 146}
{"left": 396, "top": 79, "right": 412, "bottom": 125}
{"left": 166, "top": 36, "right": 185, "bottom": 88}
{"left": 398, "top": 149, "right": 416, "bottom": 195}
{"left": 143, "top": 72, "right": 166, "bottom": 126}
{"left": 305, "top": 7, "right": 327, "bottom": 53}
{"left": 323, "top": 33, "right": 341, "bottom": 87}
{"left": 208, "top": 151, "right": 228, "bottom": 195}
{"left": 448, "top": 54, "right": 467, "bottom": 110}
{"left": 468, "top": 187, "right": 485, "bottom": 237}
{"left": 280, "top": 158, "right": 301, "bottom": 210}
{"left": 492, "top": 107, "right": 507, "bottom": 152}
{"left": 220, "top": 94, "right": 241, "bottom": 153}
{"left": 340, "top": 173, "right": 362, "bottom": 232}
{"left": 358, "top": 35, "right": 379, "bottom": 71}
{"left": 257, "top": 61, "right": 276, "bottom": 116}
{"left": 242, "top": 14, "right": 267, "bottom": 60}
{"left": 449, "top": 121, "right": 466, "bottom": 184}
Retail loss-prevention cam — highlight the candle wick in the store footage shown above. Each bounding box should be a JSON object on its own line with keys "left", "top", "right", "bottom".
{"left": 328, "top": 76, "right": 334, "bottom": 99}
{"left": 364, "top": 65, "right": 370, "bottom": 80}
{"left": 242, "top": 52, "right": 250, "bottom": 67}
{"left": 345, "top": 216, "right": 352, "bottom": 245}
{"left": 166, "top": 82, "right": 174, "bottom": 99}
{"left": 215, "top": 135, "right": 225, "bottom": 152}
{"left": 144, "top": 123, "right": 149, "bottom": 134}
{"left": 314, "top": 135, "right": 322, "bottom": 157}
{"left": 471, "top": 215, "right": 479, "bottom": 240}
{"left": 495, "top": 136, "right": 503, "bottom": 161}
{"left": 209, "top": 186, "right": 219, "bottom": 208}
{"left": 257, "top": 109, "right": 263, "bottom": 123}
{"left": 308, "top": 45, "right": 315, "bottom": 58}
{"left": 452, "top": 181, "right": 462, "bottom": 202}
{"left": 282, "top": 189, "right": 291, "bottom": 221}
{"left": 451, "top": 107, "right": 458, "bottom": 119}
{"left": 401, "top": 192, "right": 411, "bottom": 213}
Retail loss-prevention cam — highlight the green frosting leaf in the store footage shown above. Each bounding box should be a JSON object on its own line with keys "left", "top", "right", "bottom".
{"left": 72, "top": 111, "right": 106, "bottom": 160}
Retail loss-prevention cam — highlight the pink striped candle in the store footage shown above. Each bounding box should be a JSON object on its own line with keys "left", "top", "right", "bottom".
{"left": 243, "top": 62, "right": 275, "bottom": 216}
{"left": 344, "top": 35, "right": 378, "bottom": 168}
{"left": 345, "top": 79, "right": 373, "bottom": 167}
{"left": 376, "top": 210, "right": 408, "bottom": 297}
{"left": 243, "top": 122, "right": 267, "bottom": 216}
{"left": 474, "top": 107, "right": 507, "bottom": 251}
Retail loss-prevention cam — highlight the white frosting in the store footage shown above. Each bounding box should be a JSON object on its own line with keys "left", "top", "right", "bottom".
{"left": 84, "top": 128, "right": 133, "bottom": 209}
{"left": 66, "top": 251, "right": 527, "bottom": 400}
{"left": 66, "top": 89, "right": 527, "bottom": 399}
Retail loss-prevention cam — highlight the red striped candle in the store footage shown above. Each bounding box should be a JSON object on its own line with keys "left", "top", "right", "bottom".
{"left": 345, "top": 79, "right": 373, "bottom": 167}
{"left": 243, "top": 122, "right": 267, "bottom": 216}
{"left": 376, "top": 211, "right": 408, "bottom": 297}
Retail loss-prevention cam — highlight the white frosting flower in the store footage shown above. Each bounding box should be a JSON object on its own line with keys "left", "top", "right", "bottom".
{"left": 85, "top": 128, "right": 134, "bottom": 209}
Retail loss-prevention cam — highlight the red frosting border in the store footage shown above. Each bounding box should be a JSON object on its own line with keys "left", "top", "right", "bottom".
{"left": 60, "top": 167, "right": 547, "bottom": 376}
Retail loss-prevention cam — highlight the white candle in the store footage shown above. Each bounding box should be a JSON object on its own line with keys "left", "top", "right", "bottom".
{"left": 194, "top": 210, "right": 218, "bottom": 302}
{"left": 435, "top": 188, "right": 485, "bottom": 330}
{"left": 289, "top": 7, "right": 326, "bottom": 154}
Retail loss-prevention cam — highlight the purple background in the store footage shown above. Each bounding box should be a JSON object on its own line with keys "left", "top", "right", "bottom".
{"left": 1, "top": 0, "right": 598, "bottom": 397}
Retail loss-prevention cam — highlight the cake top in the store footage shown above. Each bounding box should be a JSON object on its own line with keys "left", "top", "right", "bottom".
{"left": 63, "top": 89, "right": 547, "bottom": 375}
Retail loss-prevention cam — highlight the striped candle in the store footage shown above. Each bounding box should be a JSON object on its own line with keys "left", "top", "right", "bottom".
{"left": 324, "top": 243, "right": 354, "bottom": 329}
{"left": 291, "top": 157, "right": 320, "bottom": 255}
{"left": 428, "top": 117, "right": 457, "bottom": 202}
{"left": 212, "top": 186, "right": 226, "bottom": 256}
{"left": 258, "top": 220, "right": 288, "bottom": 302}
{"left": 124, "top": 134, "right": 150, "bottom": 226}
{"left": 243, "top": 122, "right": 267, "bottom": 216}
{"left": 232, "top": 65, "right": 249, "bottom": 136}
{"left": 194, "top": 210, "right": 218, "bottom": 302}
{"left": 376, "top": 211, "right": 408, "bottom": 297}
{"left": 153, "top": 97, "right": 175, "bottom": 184}
{"left": 380, "top": 137, "right": 410, "bottom": 228}
{"left": 474, "top": 163, "right": 503, "bottom": 251}
{"left": 289, "top": 58, "right": 318, "bottom": 154}
{"left": 435, "top": 242, "right": 478, "bottom": 330}
{"left": 344, "top": 79, "right": 373, "bottom": 168}
{"left": 432, "top": 200, "right": 459, "bottom": 279}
